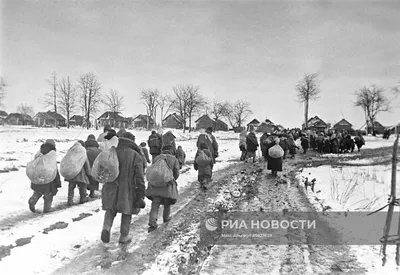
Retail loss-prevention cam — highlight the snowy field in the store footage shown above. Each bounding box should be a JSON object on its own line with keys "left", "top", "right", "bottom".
{"left": 297, "top": 134, "right": 400, "bottom": 274}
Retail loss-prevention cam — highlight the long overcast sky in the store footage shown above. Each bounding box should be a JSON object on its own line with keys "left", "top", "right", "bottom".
{"left": 1, "top": 0, "right": 399, "bottom": 128}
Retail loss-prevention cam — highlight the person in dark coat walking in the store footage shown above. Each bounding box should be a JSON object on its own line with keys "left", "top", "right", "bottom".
{"left": 66, "top": 141, "right": 91, "bottom": 206}
{"left": 267, "top": 137, "right": 283, "bottom": 177}
{"left": 239, "top": 130, "right": 247, "bottom": 161}
{"left": 140, "top": 142, "right": 151, "bottom": 172}
{"left": 28, "top": 139, "right": 62, "bottom": 213}
{"left": 194, "top": 143, "right": 213, "bottom": 190}
{"left": 176, "top": 145, "right": 186, "bottom": 169}
{"left": 354, "top": 133, "right": 365, "bottom": 152}
{"left": 246, "top": 126, "right": 259, "bottom": 163}
{"left": 287, "top": 134, "right": 298, "bottom": 158}
{"left": 146, "top": 145, "right": 180, "bottom": 233}
{"left": 279, "top": 135, "right": 289, "bottom": 159}
{"left": 85, "top": 134, "right": 101, "bottom": 198}
{"left": 100, "top": 132, "right": 146, "bottom": 244}
{"left": 147, "top": 130, "right": 163, "bottom": 161}
{"left": 162, "top": 131, "right": 177, "bottom": 156}
{"left": 301, "top": 136, "right": 310, "bottom": 154}
{"left": 206, "top": 127, "right": 219, "bottom": 162}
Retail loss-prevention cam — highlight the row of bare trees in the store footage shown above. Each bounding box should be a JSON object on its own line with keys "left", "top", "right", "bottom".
{"left": 42, "top": 72, "right": 124, "bottom": 128}
{"left": 140, "top": 84, "right": 253, "bottom": 133}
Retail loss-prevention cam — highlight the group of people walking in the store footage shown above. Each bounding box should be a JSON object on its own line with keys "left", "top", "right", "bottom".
{"left": 26, "top": 124, "right": 219, "bottom": 243}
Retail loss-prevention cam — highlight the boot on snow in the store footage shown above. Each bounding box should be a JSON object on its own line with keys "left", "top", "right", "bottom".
{"left": 119, "top": 214, "right": 132, "bottom": 244}
{"left": 28, "top": 192, "right": 42, "bottom": 213}
{"left": 101, "top": 210, "right": 115, "bottom": 243}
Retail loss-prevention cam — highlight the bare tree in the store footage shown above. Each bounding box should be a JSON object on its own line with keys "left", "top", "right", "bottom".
{"left": 185, "top": 85, "right": 205, "bottom": 132}
{"left": 0, "top": 77, "right": 6, "bottom": 108}
{"left": 210, "top": 99, "right": 230, "bottom": 125}
{"left": 295, "top": 73, "right": 321, "bottom": 129}
{"left": 58, "top": 76, "right": 77, "bottom": 128}
{"left": 78, "top": 73, "right": 102, "bottom": 129}
{"left": 171, "top": 85, "right": 189, "bottom": 133}
{"left": 104, "top": 89, "right": 124, "bottom": 118}
{"left": 226, "top": 99, "right": 252, "bottom": 129}
{"left": 354, "top": 85, "right": 391, "bottom": 134}
{"left": 43, "top": 72, "right": 58, "bottom": 116}
{"left": 140, "top": 89, "right": 159, "bottom": 129}
{"left": 156, "top": 92, "right": 174, "bottom": 125}
{"left": 17, "top": 103, "right": 35, "bottom": 117}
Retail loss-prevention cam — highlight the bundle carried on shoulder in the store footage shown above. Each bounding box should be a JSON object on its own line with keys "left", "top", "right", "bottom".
{"left": 60, "top": 142, "right": 88, "bottom": 180}
{"left": 195, "top": 150, "right": 211, "bottom": 166}
{"left": 146, "top": 155, "right": 174, "bottom": 188}
{"left": 91, "top": 146, "right": 119, "bottom": 183}
{"left": 26, "top": 150, "right": 58, "bottom": 185}
{"left": 268, "top": 144, "right": 284, "bottom": 158}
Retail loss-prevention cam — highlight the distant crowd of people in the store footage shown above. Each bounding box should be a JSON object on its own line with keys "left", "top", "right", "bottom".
{"left": 26, "top": 124, "right": 219, "bottom": 243}
{"left": 239, "top": 127, "right": 367, "bottom": 177}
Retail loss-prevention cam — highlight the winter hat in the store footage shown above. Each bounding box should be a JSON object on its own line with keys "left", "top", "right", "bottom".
{"left": 162, "top": 144, "right": 173, "bottom": 152}
{"left": 151, "top": 130, "right": 156, "bottom": 134}
{"left": 77, "top": 140, "right": 85, "bottom": 146}
{"left": 140, "top": 142, "right": 146, "bottom": 147}
{"left": 121, "top": 131, "right": 135, "bottom": 141}
{"left": 104, "top": 129, "right": 117, "bottom": 140}
{"left": 87, "top": 134, "right": 96, "bottom": 141}
{"left": 45, "top": 139, "right": 56, "bottom": 147}
{"left": 206, "top": 127, "right": 213, "bottom": 133}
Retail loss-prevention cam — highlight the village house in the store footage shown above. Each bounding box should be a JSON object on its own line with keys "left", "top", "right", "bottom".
{"left": 6, "top": 113, "right": 34, "bottom": 126}
{"left": 367, "top": 121, "right": 385, "bottom": 135}
{"left": 332, "top": 118, "right": 354, "bottom": 133}
{"left": 195, "top": 114, "right": 228, "bottom": 131}
{"left": 33, "top": 111, "right": 66, "bottom": 127}
{"left": 162, "top": 113, "right": 184, "bottom": 129}
{"left": 256, "top": 119, "right": 275, "bottom": 133}
{"left": 97, "top": 111, "right": 130, "bottom": 129}
{"left": 246, "top": 118, "right": 260, "bottom": 131}
{"left": 302, "top": 116, "right": 328, "bottom": 132}
{"left": 69, "top": 115, "right": 84, "bottom": 127}
{"left": 132, "top": 114, "right": 155, "bottom": 129}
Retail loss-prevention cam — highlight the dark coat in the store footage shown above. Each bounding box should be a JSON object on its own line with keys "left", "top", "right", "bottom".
{"left": 176, "top": 147, "right": 186, "bottom": 166}
{"left": 267, "top": 142, "right": 283, "bottom": 171}
{"left": 145, "top": 151, "right": 180, "bottom": 205}
{"left": 301, "top": 137, "right": 310, "bottom": 150}
{"left": 194, "top": 149, "right": 213, "bottom": 177}
{"left": 197, "top": 133, "right": 218, "bottom": 163}
{"left": 162, "top": 132, "right": 177, "bottom": 155}
{"left": 101, "top": 137, "right": 145, "bottom": 215}
{"left": 68, "top": 159, "right": 91, "bottom": 185}
{"left": 141, "top": 146, "right": 151, "bottom": 164}
{"left": 148, "top": 133, "right": 163, "bottom": 155}
{"left": 85, "top": 140, "right": 101, "bottom": 190}
{"left": 30, "top": 143, "right": 62, "bottom": 195}
{"left": 246, "top": 132, "right": 259, "bottom": 152}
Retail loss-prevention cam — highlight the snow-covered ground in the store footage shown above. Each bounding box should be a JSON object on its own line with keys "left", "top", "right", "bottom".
{"left": 297, "top": 135, "right": 400, "bottom": 274}
{"left": 0, "top": 126, "right": 243, "bottom": 275}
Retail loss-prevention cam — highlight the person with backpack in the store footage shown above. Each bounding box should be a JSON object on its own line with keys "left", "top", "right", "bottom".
{"left": 28, "top": 139, "right": 62, "bottom": 213}
{"left": 147, "top": 130, "right": 163, "bottom": 160}
{"left": 354, "top": 132, "right": 365, "bottom": 152}
{"left": 66, "top": 141, "right": 91, "bottom": 206}
{"left": 84, "top": 135, "right": 101, "bottom": 198}
{"left": 100, "top": 131, "right": 146, "bottom": 244}
{"left": 194, "top": 143, "right": 213, "bottom": 190}
{"left": 279, "top": 134, "right": 289, "bottom": 159}
{"left": 267, "top": 137, "right": 284, "bottom": 177}
{"left": 176, "top": 145, "right": 186, "bottom": 169}
{"left": 146, "top": 145, "right": 180, "bottom": 233}
{"left": 259, "top": 131, "right": 270, "bottom": 161}
{"left": 206, "top": 127, "right": 219, "bottom": 162}
{"left": 246, "top": 126, "right": 259, "bottom": 163}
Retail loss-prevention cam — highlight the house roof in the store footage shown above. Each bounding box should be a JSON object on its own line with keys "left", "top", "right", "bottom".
{"left": 132, "top": 114, "right": 154, "bottom": 123}
{"left": 7, "top": 113, "right": 33, "bottom": 120}
{"left": 333, "top": 118, "right": 352, "bottom": 128}
{"left": 0, "top": 110, "right": 8, "bottom": 117}
{"left": 247, "top": 119, "right": 260, "bottom": 126}
{"left": 163, "top": 113, "right": 183, "bottom": 123}
{"left": 98, "top": 111, "right": 128, "bottom": 121}
{"left": 70, "top": 115, "right": 84, "bottom": 120}
{"left": 195, "top": 114, "right": 213, "bottom": 123}
{"left": 35, "top": 111, "right": 66, "bottom": 121}
{"left": 306, "top": 116, "right": 327, "bottom": 127}
{"left": 215, "top": 119, "right": 228, "bottom": 127}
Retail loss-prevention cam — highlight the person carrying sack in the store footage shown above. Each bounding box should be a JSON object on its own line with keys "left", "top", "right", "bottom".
{"left": 84, "top": 134, "right": 101, "bottom": 198}
{"left": 27, "top": 139, "right": 62, "bottom": 213}
{"left": 100, "top": 131, "right": 146, "bottom": 244}
{"left": 65, "top": 141, "right": 91, "bottom": 205}
{"left": 194, "top": 143, "right": 213, "bottom": 190}
{"left": 146, "top": 145, "right": 180, "bottom": 233}
{"left": 147, "top": 130, "right": 163, "bottom": 161}
{"left": 267, "top": 137, "right": 284, "bottom": 177}
{"left": 245, "top": 126, "right": 259, "bottom": 163}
